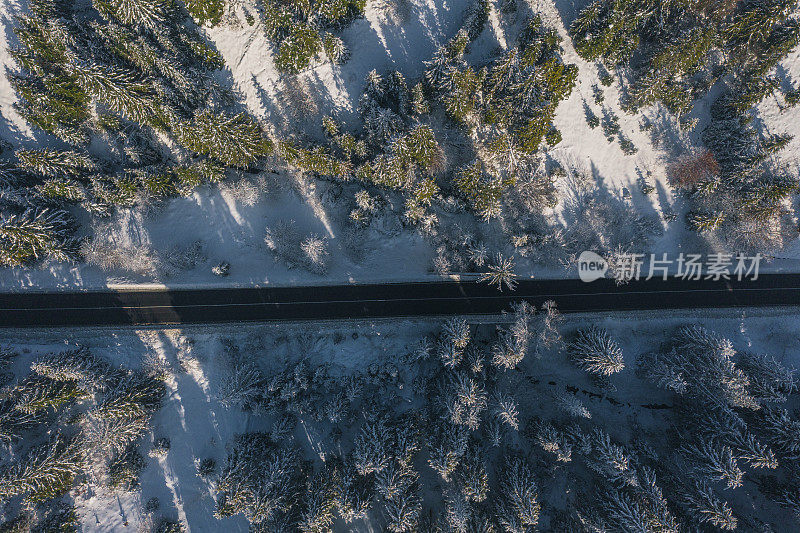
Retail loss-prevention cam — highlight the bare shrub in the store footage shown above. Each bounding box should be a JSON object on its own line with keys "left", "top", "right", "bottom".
{"left": 219, "top": 176, "right": 265, "bottom": 207}
{"left": 280, "top": 77, "right": 319, "bottom": 121}
{"left": 82, "top": 239, "right": 161, "bottom": 277}
{"left": 265, "top": 220, "right": 331, "bottom": 275}
{"left": 161, "top": 240, "right": 207, "bottom": 274}
{"left": 668, "top": 150, "right": 719, "bottom": 190}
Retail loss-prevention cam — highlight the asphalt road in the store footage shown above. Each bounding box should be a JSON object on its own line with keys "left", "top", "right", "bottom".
{"left": 1, "top": 273, "right": 799, "bottom": 327}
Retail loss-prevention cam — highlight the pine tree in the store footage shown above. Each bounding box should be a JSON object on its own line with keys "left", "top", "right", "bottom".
{"left": 480, "top": 254, "right": 517, "bottom": 292}
{"left": 36, "top": 178, "right": 86, "bottom": 203}
{"left": 497, "top": 457, "right": 541, "bottom": 530}
{"left": 276, "top": 24, "right": 322, "bottom": 73}
{"left": 587, "top": 429, "right": 637, "bottom": 485}
{"left": 0, "top": 434, "right": 82, "bottom": 502}
{"left": 83, "top": 413, "right": 149, "bottom": 459}
{"left": 322, "top": 33, "right": 349, "bottom": 64}
{"left": 442, "top": 318, "right": 471, "bottom": 350}
{"left": 384, "top": 482, "right": 422, "bottom": 532}
{"left": 14, "top": 377, "right": 83, "bottom": 415}
{"left": 0, "top": 399, "right": 38, "bottom": 445}
{"left": 0, "top": 208, "right": 77, "bottom": 266}
{"left": 353, "top": 418, "right": 391, "bottom": 475}
{"left": 336, "top": 459, "right": 372, "bottom": 523}
{"left": 738, "top": 352, "right": 796, "bottom": 403}
{"left": 492, "top": 326, "right": 526, "bottom": 371}
{"left": 93, "top": 0, "right": 167, "bottom": 28}
{"left": 216, "top": 363, "right": 265, "bottom": 410}
{"left": 68, "top": 61, "right": 161, "bottom": 126}
{"left": 376, "top": 461, "right": 409, "bottom": 501}
{"left": 16, "top": 149, "right": 95, "bottom": 178}
{"left": 445, "top": 489, "right": 472, "bottom": 533}
{"left": 428, "top": 425, "right": 468, "bottom": 482}
{"left": 297, "top": 468, "right": 338, "bottom": 533}
{"left": 215, "top": 434, "right": 301, "bottom": 525}
{"left": 537, "top": 424, "right": 573, "bottom": 462}
{"left": 424, "top": 50, "right": 450, "bottom": 89}
{"left": 557, "top": 393, "right": 592, "bottom": 419}
{"left": 31, "top": 347, "right": 113, "bottom": 392}
{"left": 762, "top": 406, "right": 800, "bottom": 459}
{"left": 457, "top": 447, "right": 488, "bottom": 503}
{"left": 682, "top": 440, "right": 743, "bottom": 489}
{"left": 96, "top": 372, "right": 166, "bottom": 420}
{"left": 177, "top": 110, "right": 272, "bottom": 168}
{"left": 568, "top": 326, "right": 625, "bottom": 376}
{"left": 570, "top": 0, "right": 646, "bottom": 64}
{"left": 683, "top": 479, "right": 738, "bottom": 530}
{"left": 731, "top": 431, "right": 778, "bottom": 469}
{"left": 437, "top": 338, "right": 465, "bottom": 370}
{"left": 446, "top": 373, "right": 487, "bottom": 430}
{"left": 493, "top": 392, "right": 519, "bottom": 430}
{"left": 183, "top": 0, "right": 225, "bottom": 26}
{"left": 659, "top": 325, "right": 761, "bottom": 410}
{"left": 410, "top": 83, "right": 430, "bottom": 115}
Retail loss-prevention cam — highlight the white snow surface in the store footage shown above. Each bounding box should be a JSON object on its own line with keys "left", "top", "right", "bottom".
{"left": 1, "top": 307, "right": 798, "bottom": 531}
{"left": 1, "top": 0, "right": 800, "bottom": 290}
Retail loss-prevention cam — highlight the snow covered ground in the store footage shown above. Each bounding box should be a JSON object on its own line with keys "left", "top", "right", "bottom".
{"left": 1, "top": 0, "right": 800, "bottom": 291}
{"left": 1, "top": 306, "right": 798, "bottom": 530}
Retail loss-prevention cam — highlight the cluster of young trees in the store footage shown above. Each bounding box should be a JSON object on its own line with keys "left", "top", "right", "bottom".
{"left": 1, "top": 0, "right": 273, "bottom": 266}
{"left": 264, "top": 220, "right": 331, "bottom": 275}
{"left": 0, "top": 346, "right": 166, "bottom": 530}
{"left": 261, "top": 0, "right": 363, "bottom": 72}
{"left": 210, "top": 310, "right": 800, "bottom": 531}
{"left": 572, "top": 0, "right": 799, "bottom": 119}
{"left": 688, "top": 94, "right": 797, "bottom": 249}
{"left": 423, "top": 12, "right": 577, "bottom": 219}
{"left": 571, "top": 0, "right": 799, "bottom": 249}
{"left": 634, "top": 325, "right": 800, "bottom": 529}
{"left": 213, "top": 303, "right": 568, "bottom": 531}
{"left": 281, "top": 1, "right": 576, "bottom": 240}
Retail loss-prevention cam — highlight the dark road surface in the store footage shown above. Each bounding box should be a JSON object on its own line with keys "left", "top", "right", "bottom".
{"left": 1, "top": 274, "right": 799, "bottom": 327}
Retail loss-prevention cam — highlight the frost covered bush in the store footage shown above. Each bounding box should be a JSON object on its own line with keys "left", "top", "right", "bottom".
{"left": 492, "top": 301, "right": 562, "bottom": 371}
{"left": 265, "top": 221, "right": 332, "bottom": 275}
{"left": 149, "top": 437, "right": 171, "bottom": 459}
{"left": 300, "top": 234, "right": 329, "bottom": 274}
{"left": 161, "top": 240, "right": 207, "bottom": 274}
{"left": 82, "top": 236, "right": 161, "bottom": 277}
{"left": 568, "top": 326, "right": 625, "bottom": 376}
